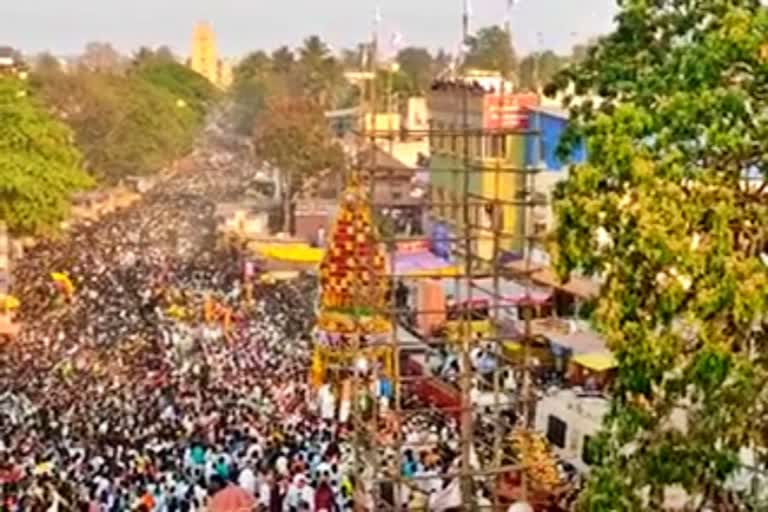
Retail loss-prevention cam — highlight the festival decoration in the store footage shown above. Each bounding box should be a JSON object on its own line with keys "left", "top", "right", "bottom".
{"left": 51, "top": 272, "right": 75, "bottom": 299}
{"left": 317, "top": 175, "right": 390, "bottom": 335}
{"left": 311, "top": 174, "right": 393, "bottom": 386}
{"left": 509, "top": 429, "right": 562, "bottom": 491}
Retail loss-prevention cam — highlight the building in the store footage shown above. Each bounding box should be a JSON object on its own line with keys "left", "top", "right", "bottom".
{"left": 427, "top": 75, "right": 539, "bottom": 257}
{"left": 327, "top": 97, "right": 430, "bottom": 169}
{"left": 189, "top": 22, "right": 231, "bottom": 89}
{"left": 216, "top": 58, "right": 234, "bottom": 89}
{"left": 524, "top": 106, "right": 587, "bottom": 265}
{"left": 0, "top": 46, "right": 24, "bottom": 77}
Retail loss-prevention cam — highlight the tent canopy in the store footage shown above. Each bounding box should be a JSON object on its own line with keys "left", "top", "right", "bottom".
{"left": 394, "top": 250, "right": 457, "bottom": 276}
{"left": 571, "top": 353, "right": 616, "bottom": 372}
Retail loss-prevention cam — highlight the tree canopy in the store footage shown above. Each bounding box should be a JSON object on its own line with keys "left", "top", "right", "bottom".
{"left": 132, "top": 49, "right": 219, "bottom": 120}
{"left": 0, "top": 78, "right": 93, "bottom": 235}
{"left": 464, "top": 26, "right": 517, "bottom": 77}
{"left": 252, "top": 95, "right": 345, "bottom": 181}
{"left": 396, "top": 47, "right": 435, "bottom": 93}
{"left": 231, "top": 36, "right": 353, "bottom": 136}
{"left": 32, "top": 58, "right": 213, "bottom": 183}
{"left": 549, "top": 0, "right": 768, "bottom": 509}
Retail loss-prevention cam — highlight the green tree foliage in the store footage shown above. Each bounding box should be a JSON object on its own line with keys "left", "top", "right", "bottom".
{"left": 464, "top": 26, "right": 517, "bottom": 77}
{"left": 517, "top": 50, "right": 569, "bottom": 91}
{"left": 231, "top": 50, "right": 294, "bottom": 135}
{"left": 296, "top": 36, "right": 348, "bottom": 109}
{"left": 396, "top": 47, "right": 435, "bottom": 93}
{"left": 252, "top": 95, "right": 345, "bottom": 231}
{"left": 373, "top": 67, "right": 420, "bottom": 110}
{"left": 132, "top": 48, "right": 219, "bottom": 121}
{"left": 0, "top": 78, "right": 93, "bottom": 235}
{"left": 33, "top": 65, "right": 208, "bottom": 182}
{"left": 548, "top": 0, "right": 768, "bottom": 509}
{"left": 232, "top": 36, "right": 353, "bottom": 135}
{"left": 253, "top": 95, "right": 344, "bottom": 182}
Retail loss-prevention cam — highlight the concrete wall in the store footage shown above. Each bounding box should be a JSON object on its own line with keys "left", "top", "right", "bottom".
{"left": 526, "top": 110, "right": 586, "bottom": 171}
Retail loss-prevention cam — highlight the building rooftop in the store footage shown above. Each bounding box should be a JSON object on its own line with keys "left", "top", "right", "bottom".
{"left": 526, "top": 104, "right": 570, "bottom": 120}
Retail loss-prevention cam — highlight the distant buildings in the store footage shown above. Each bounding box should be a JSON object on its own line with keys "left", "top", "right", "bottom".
{"left": 524, "top": 105, "right": 587, "bottom": 265}
{"left": 427, "top": 73, "right": 539, "bottom": 257}
{"left": 189, "top": 22, "right": 232, "bottom": 89}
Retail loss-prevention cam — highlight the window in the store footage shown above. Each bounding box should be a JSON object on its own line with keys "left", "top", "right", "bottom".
{"left": 546, "top": 415, "right": 567, "bottom": 449}
{"left": 488, "top": 135, "right": 507, "bottom": 159}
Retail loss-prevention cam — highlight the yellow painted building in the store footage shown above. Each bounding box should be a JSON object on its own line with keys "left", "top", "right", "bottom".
{"left": 189, "top": 22, "right": 232, "bottom": 89}
{"left": 427, "top": 79, "right": 539, "bottom": 257}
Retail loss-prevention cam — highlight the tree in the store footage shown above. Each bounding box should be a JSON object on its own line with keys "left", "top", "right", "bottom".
{"left": 34, "top": 68, "right": 206, "bottom": 182}
{"left": 548, "top": 1, "right": 768, "bottom": 509}
{"left": 396, "top": 47, "right": 434, "bottom": 94}
{"left": 252, "top": 96, "right": 345, "bottom": 232}
{"left": 234, "top": 51, "right": 273, "bottom": 86}
{"left": 297, "top": 35, "right": 347, "bottom": 108}
{"left": 517, "top": 50, "right": 567, "bottom": 91}
{"left": 464, "top": 26, "right": 516, "bottom": 77}
{"left": 271, "top": 46, "right": 295, "bottom": 74}
{"left": 80, "top": 41, "right": 124, "bottom": 72}
{"left": 32, "top": 52, "right": 62, "bottom": 75}
{"left": 231, "top": 51, "right": 289, "bottom": 135}
{"left": 133, "top": 54, "right": 218, "bottom": 121}
{"left": 0, "top": 78, "right": 93, "bottom": 235}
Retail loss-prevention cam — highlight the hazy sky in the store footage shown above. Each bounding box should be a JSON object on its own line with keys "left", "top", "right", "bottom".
{"left": 1, "top": 0, "right": 618, "bottom": 59}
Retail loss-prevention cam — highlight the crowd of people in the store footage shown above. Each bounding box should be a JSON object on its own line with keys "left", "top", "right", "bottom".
{"left": 0, "top": 127, "right": 489, "bottom": 512}
{"left": 0, "top": 133, "right": 353, "bottom": 511}
{"left": 0, "top": 114, "right": 583, "bottom": 511}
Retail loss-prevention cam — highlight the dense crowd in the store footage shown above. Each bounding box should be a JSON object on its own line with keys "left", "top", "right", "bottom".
{"left": 0, "top": 128, "right": 484, "bottom": 512}
{"left": 0, "top": 135, "right": 349, "bottom": 511}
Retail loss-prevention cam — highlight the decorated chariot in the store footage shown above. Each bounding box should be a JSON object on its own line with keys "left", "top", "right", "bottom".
{"left": 309, "top": 176, "right": 394, "bottom": 388}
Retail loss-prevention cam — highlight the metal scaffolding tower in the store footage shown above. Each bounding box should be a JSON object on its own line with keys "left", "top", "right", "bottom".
{"left": 339, "top": 29, "right": 554, "bottom": 511}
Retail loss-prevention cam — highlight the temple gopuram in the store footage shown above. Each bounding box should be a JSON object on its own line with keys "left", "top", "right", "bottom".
{"left": 310, "top": 176, "right": 393, "bottom": 388}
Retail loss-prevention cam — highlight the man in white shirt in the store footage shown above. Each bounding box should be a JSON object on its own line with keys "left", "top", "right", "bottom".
{"left": 238, "top": 465, "right": 257, "bottom": 495}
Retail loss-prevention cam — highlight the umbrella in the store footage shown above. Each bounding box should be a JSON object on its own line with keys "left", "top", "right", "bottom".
{"left": 208, "top": 485, "right": 256, "bottom": 512}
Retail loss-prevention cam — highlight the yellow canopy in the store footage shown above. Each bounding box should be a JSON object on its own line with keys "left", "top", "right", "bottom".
{"left": 403, "top": 266, "right": 462, "bottom": 278}
{"left": 571, "top": 352, "right": 617, "bottom": 372}
{"left": 259, "top": 244, "right": 324, "bottom": 263}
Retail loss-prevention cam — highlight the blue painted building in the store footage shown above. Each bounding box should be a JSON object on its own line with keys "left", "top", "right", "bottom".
{"left": 525, "top": 106, "right": 586, "bottom": 170}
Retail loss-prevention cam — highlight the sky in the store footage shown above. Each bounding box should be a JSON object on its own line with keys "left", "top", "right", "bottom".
{"left": 1, "top": 0, "right": 618, "bottom": 59}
